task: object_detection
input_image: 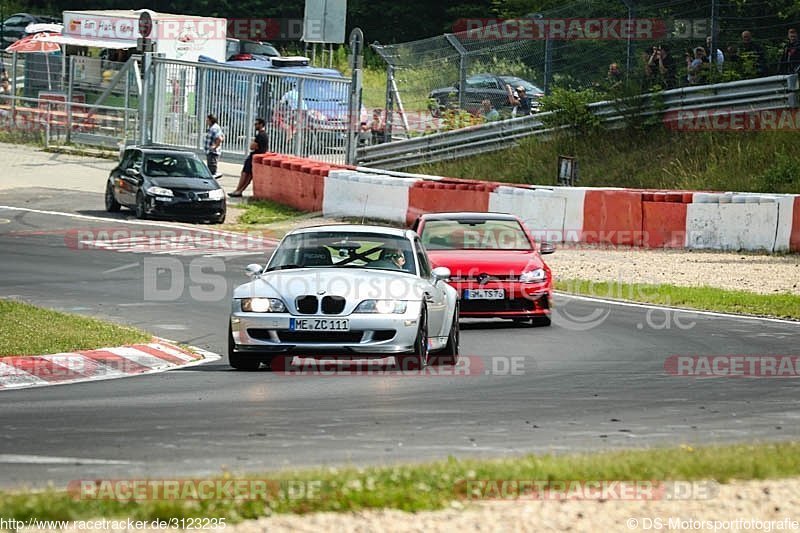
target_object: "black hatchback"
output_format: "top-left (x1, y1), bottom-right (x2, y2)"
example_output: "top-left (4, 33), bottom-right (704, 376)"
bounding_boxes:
top-left (106, 147), bottom-right (226, 224)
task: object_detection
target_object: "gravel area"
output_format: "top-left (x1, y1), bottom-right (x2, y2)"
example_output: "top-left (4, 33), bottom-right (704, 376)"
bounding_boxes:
top-left (203, 478), bottom-right (800, 533)
top-left (547, 246), bottom-right (800, 295)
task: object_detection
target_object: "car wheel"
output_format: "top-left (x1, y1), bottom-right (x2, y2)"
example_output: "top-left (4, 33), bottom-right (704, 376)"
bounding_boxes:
top-left (134, 191), bottom-right (147, 219)
top-left (432, 305), bottom-right (459, 366)
top-left (105, 181), bottom-right (121, 212)
top-left (228, 324), bottom-right (261, 370)
top-left (398, 306), bottom-right (428, 371)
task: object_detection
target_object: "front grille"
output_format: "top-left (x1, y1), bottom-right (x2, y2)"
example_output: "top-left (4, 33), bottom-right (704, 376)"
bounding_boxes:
top-left (461, 298), bottom-right (535, 313)
top-left (296, 295), bottom-right (318, 314)
top-left (321, 295), bottom-right (345, 314)
top-left (277, 331), bottom-right (364, 343)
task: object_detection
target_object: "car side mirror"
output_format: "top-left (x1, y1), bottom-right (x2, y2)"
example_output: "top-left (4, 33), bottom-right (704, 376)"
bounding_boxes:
top-left (125, 168), bottom-right (140, 178)
top-left (245, 263), bottom-right (264, 278)
top-left (539, 241), bottom-right (556, 255)
top-left (432, 266), bottom-right (451, 282)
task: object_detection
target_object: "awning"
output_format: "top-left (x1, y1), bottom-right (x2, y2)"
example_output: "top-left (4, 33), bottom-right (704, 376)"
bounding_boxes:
top-left (38, 34), bottom-right (135, 49)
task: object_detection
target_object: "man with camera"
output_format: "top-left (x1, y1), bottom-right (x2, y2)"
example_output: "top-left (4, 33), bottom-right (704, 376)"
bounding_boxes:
top-left (646, 44), bottom-right (677, 89)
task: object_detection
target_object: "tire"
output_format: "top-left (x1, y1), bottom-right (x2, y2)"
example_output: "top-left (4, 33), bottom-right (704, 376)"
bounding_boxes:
top-left (397, 306), bottom-right (428, 371)
top-left (134, 191), bottom-right (147, 220)
top-left (228, 324), bottom-right (262, 371)
top-left (105, 181), bottom-right (121, 212)
top-left (432, 305), bottom-right (459, 366)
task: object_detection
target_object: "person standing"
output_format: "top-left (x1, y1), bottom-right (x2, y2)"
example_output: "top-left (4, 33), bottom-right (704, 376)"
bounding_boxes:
top-left (779, 28), bottom-right (800, 74)
top-left (229, 118), bottom-right (268, 197)
top-left (740, 31), bottom-right (768, 77)
top-left (204, 114), bottom-right (224, 178)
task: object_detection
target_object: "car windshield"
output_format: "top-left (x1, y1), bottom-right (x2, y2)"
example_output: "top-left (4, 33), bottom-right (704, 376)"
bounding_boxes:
top-left (500, 76), bottom-right (543, 95)
top-left (239, 41), bottom-right (280, 57)
top-left (143, 154), bottom-right (211, 178)
top-left (420, 219), bottom-right (533, 251)
top-left (267, 231), bottom-right (416, 274)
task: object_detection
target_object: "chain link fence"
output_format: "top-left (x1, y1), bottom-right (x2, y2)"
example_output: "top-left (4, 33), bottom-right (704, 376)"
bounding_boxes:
top-left (372, 0), bottom-right (800, 138)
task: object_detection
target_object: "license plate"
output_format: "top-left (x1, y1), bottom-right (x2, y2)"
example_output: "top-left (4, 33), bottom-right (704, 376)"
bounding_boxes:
top-left (289, 318), bottom-right (350, 331)
top-left (464, 289), bottom-right (505, 300)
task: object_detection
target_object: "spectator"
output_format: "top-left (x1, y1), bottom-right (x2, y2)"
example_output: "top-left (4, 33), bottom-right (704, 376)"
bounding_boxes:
top-left (740, 31), bottom-right (768, 77)
top-left (278, 85), bottom-right (308, 144)
top-left (507, 84), bottom-right (533, 116)
top-left (480, 99), bottom-right (500, 121)
top-left (204, 114), bottom-right (224, 178)
top-left (229, 118), bottom-right (268, 198)
top-left (607, 62), bottom-right (623, 89)
top-left (370, 108), bottom-right (385, 144)
top-left (778, 28), bottom-right (800, 74)
top-left (646, 44), bottom-right (677, 89)
top-left (706, 36), bottom-right (725, 71)
top-left (0, 74), bottom-right (10, 95)
top-left (686, 47), bottom-right (709, 85)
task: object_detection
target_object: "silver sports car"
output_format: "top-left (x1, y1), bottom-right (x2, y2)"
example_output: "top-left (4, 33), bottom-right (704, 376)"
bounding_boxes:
top-left (228, 225), bottom-right (460, 370)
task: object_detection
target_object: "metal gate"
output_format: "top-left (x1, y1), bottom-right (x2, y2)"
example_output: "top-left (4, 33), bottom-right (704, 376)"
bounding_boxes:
top-left (146, 56), bottom-right (358, 165)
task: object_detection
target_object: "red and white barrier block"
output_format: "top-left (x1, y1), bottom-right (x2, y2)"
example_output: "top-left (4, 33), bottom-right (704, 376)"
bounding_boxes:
top-left (0, 341), bottom-right (218, 390)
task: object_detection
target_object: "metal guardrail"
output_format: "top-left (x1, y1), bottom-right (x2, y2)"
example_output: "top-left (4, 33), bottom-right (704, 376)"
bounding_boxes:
top-left (358, 75), bottom-right (799, 170)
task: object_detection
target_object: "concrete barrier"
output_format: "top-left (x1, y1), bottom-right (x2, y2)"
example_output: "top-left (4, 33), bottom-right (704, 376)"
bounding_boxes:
top-left (642, 192), bottom-right (690, 248)
top-left (582, 189), bottom-right (643, 246)
top-left (686, 195), bottom-right (781, 251)
top-left (323, 170), bottom-right (418, 224)
top-left (406, 179), bottom-right (498, 226)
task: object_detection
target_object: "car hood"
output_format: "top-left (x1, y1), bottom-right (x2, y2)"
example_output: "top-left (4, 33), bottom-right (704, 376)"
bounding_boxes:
top-left (427, 249), bottom-right (544, 276)
top-left (148, 177), bottom-right (220, 191)
top-left (234, 268), bottom-right (428, 312)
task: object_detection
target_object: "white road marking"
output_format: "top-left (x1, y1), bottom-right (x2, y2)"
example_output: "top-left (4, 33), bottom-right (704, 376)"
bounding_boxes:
top-left (105, 347), bottom-right (174, 369)
top-left (556, 292), bottom-right (800, 326)
top-left (0, 454), bottom-right (133, 465)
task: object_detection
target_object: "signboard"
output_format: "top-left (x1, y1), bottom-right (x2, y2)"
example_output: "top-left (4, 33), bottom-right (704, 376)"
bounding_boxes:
top-left (63, 12), bottom-right (137, 42)
top-left (302, 0), bottom-right (347, 43)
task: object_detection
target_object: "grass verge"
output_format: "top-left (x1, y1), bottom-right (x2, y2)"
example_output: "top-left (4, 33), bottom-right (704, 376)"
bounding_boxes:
top-left (412, 127), bottom-right (800, 194)
top-left (556, 279), bottom-right (800, 320)
top-left (1, 442), bottom-right (799, 521)
top-left (235, 199), bottom-right (303, 225)
top-left (0, 300), bottom-right (150, 357)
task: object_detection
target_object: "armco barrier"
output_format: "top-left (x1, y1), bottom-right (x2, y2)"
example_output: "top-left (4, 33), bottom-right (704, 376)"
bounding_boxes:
top-left (406, 179), bottom-right (498, 226)
top-left (641, 192), bottom-right (692, 248)
top-left (686, 193), bottom-right (781, 251)
top-left (323, 170), bottom-right (419, 224)
top-left (582, 190), bottom-right (644, 246)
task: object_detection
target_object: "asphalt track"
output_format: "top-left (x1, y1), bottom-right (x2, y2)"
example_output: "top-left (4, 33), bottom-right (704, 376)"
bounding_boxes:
top-left (0, 187), bottom-right (799, 490)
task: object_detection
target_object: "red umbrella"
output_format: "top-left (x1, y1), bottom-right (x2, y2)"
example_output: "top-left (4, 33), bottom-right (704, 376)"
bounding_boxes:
top-left (5, 32), bottom-right (62, 90)
top-left (5, 32), bottom-right (62, 53)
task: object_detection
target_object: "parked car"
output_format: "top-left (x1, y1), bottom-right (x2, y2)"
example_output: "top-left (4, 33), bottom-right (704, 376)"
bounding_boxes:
top-left (105, 147), bottom-right (226, 224)
top-left (225, 38), bottom-right (280, 60)
top-left (1, 13), bottom-right (60, 45)
top-left (413, 212), bottom-right (554, 325)
top-left (428, 73), bottom-right (544, 117)
top-left (228, 224), bottom-right (460, 370)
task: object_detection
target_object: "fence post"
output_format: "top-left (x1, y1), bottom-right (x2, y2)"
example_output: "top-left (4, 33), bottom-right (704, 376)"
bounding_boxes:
top-left (293, 77), bottom-right (305, 156)
top-left (139, 52), bottom-right (151, 145)
top-left (346, 27), bottom-right (364, 166)
top-left (66, 56), bottom-right (74, 144)
top-left (445, 34), bottom-right (468, 109)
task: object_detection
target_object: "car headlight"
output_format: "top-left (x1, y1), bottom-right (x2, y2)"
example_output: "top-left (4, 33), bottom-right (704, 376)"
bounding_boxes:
top-left (146, 186), bottom-right (173, 197)
top-left (519, 269), bottom-right (547, 283)
top-left (240, 298), bottom-right (286, 313)
top-left (354, 300), bottom-right (407, 314)
top-left (207, 189), bottom-right (224, 200)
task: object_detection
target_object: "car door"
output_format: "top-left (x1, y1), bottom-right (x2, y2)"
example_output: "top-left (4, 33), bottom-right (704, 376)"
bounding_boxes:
top-left (118, 149), bottom-right (144, 205)
top-left (2, 15), bottom-right (30, 43)
top-left (414, 238), bottom-right (447, 338)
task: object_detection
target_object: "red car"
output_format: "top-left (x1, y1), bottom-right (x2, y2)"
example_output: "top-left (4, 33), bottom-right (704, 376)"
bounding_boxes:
top-left (412, 212), bottom-right (554, 325)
